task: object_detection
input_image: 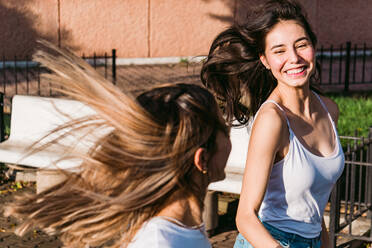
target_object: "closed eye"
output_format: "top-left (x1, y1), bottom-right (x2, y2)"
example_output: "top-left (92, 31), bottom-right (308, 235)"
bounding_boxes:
top-left (296, 43), bottom-right (308, 49)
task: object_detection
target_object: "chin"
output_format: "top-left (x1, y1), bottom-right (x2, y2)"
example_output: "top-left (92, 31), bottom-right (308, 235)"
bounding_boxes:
top-left (284, 79), bottom-right (310, 88)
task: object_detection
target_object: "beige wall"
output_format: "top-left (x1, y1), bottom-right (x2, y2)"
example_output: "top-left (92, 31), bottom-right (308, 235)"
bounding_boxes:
top-left (0, 0), bottom-right (371, 59)
top-left (0, 0), bottom-right (58, 59)
top-left (149, 0), bottom-right (232, 57)
top-left (315, 0), bottom-right (372, 46)
top-left (60, 0), bottom-right (149, 57)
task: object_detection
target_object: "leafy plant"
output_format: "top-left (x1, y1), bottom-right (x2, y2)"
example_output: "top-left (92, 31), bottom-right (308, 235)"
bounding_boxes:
top-left (327, 92), bottom-right (372, 138)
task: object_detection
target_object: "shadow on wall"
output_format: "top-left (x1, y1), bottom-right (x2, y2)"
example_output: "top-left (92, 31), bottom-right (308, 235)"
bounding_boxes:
top-left (0, 1), bottom-right (76, 60)
top-left (201, 0), bottom-right (262, 25)
top-left (202, 0), bottom-right (235, 23)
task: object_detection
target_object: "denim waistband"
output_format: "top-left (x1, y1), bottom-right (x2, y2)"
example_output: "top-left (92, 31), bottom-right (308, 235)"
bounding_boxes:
top-left (262, 222), bottom-right (321, 244)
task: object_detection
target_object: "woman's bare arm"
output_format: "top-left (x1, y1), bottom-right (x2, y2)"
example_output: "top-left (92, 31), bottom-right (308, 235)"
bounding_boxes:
top-left (319, 95), bottom-right (339, 248)
top-left (235, 105), bottom-right (287, 248)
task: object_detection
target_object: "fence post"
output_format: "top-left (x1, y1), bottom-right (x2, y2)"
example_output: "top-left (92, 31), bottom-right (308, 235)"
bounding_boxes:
top-left (329, 180), bottom-right (341, 248)
top-left (0, 92), bottom-right (4, 142)
top-left (3, 55), bottom-right (6, 95)
top-left (112, 49), bottom-right (116, 85)
top-left (367, 127), bottom-right (372, 219)
top-left (344, 42), bottom-right (351, 92)
top-left (14, 55), bottom-right (18, 94)
top-left (0, 92), bottom-right (3, 172)
top-left (37, 63), bottom-right (41, 96)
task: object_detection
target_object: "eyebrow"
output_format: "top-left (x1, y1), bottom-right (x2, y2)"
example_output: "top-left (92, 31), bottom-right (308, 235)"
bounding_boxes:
top-left (270, 37), bottom-right (310, 50)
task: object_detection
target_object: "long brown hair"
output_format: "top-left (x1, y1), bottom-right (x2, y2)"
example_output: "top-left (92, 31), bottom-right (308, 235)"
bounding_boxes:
top-left (201, 0), bottom-right (321, 125)
top-left (4, 42), bottom-right (228, 248)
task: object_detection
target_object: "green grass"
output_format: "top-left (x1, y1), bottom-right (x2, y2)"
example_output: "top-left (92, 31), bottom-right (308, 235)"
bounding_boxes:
top-left (327, 92), bottom-right (372, 138)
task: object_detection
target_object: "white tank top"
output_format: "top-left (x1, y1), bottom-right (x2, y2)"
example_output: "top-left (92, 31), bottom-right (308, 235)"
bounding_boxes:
top-left (257, 93), bottom-right (345, 238)
top-left (128, 217), bottom-right (211, 248)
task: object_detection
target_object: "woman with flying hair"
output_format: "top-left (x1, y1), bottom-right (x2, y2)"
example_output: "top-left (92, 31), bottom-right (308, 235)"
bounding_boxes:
top-left (201, 0), bottom-right (344, 247)
top-left (4, 43), bottom-right (232, 248)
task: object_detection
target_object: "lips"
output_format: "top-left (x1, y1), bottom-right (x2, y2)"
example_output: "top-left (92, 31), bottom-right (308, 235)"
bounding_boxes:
top-left (287, 66), bottom-right (305, 74)
top-left (286, 66), bottom-right (306, 75)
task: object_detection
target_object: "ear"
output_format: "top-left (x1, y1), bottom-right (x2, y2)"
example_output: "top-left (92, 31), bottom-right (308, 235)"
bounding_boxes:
top-left (259, 54), bottom-right (270, 70)
top-left (194, 148), bottom-right (208, 173)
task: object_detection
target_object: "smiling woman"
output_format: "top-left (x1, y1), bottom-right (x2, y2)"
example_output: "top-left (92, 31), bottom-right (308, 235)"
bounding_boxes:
top-left (259, 20), bottom-right (316, 89)
top-left (201, 0), bottom-right (345, 248)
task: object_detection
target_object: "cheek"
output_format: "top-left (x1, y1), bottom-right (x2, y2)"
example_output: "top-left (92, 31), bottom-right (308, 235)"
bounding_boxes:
top-left (301, 48), bottom-right (315, 62)
top-left (267, 56), bottom-right (286, 71)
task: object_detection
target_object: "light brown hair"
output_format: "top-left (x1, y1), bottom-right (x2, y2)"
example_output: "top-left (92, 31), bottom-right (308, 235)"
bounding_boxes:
top-left (4, 42), bottom-right (228, 248)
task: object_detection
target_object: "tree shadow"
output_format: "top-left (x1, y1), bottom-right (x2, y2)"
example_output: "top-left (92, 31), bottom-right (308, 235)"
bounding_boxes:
top-left (0, 1), bottom-right (77, 60)
top-left (201, 0), bottom-right (235, 24)
top-left (201, 0), bottom-right (262, 25)
top-left (203, 0), bottom-right (317, 30)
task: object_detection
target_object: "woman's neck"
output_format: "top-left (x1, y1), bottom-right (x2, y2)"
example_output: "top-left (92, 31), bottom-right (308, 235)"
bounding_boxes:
top-left (272, 84), bottom-right (314, 118)
top-left (156, 191), bottom-right (204, 228)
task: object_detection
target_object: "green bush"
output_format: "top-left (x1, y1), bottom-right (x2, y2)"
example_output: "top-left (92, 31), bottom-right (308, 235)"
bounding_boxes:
top-left (327, 92), bottom-right (372, 138)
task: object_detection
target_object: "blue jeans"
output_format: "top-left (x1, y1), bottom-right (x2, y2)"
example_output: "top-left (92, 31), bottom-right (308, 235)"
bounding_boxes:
top-left (234, 222), bottom-right (321, 248)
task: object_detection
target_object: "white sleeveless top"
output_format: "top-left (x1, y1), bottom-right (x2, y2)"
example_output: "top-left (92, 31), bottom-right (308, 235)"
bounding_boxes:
top-left (257, 93), bottom-right (345, 238)
top-left (128, 217), bottom-right (211, 248)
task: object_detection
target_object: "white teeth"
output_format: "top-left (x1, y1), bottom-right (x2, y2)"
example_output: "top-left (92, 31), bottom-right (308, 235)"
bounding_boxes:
top-left (287, 67), bottom-right (305, 74)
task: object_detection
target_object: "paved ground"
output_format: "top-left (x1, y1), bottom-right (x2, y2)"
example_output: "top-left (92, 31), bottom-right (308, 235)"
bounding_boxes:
top-left (210, 230), bottom-right (238, 248)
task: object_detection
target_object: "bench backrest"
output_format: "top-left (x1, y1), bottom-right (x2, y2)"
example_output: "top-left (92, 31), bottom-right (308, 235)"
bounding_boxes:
top-left (225, 124), bottom-right (251, 172)
top-left (207, 122), bottom-right (251, 194)
top-left (6, 95), bottom-right (251, 175)
top-left (0, 95), bottom-right (112, 170)
top-left (9, 95), bottom-right (98, 145)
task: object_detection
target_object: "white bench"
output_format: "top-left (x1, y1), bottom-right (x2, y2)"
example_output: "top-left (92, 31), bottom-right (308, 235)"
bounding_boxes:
top-left (208, 124), bottom-right (250, 194)
top-left (202, 124), bottom-right (250, 235)
top-left (0, 95), bottom-right (110, 192)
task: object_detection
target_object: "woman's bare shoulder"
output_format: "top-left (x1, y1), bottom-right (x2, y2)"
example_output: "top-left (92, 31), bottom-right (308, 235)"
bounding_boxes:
top-left (252, 102), bottom-right (288, 136)
top-left (318, 95), bottom-right (340, 123)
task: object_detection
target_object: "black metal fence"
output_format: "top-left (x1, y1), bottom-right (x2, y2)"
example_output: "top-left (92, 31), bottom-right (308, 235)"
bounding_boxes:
top-left (82, 49), bottom-right (117, 84)
top-left (317, 42), bottom-right (372, 91)
top-left (1, 42), bottom-right (372, 102)
top-left (329, 128), bottom-right (372, 247)
top-left (0, 49), bottom-right (116, 107)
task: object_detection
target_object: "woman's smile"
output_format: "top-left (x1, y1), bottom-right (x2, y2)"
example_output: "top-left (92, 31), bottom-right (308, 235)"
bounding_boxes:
top-left (260, 20), bottom-right (315, 88)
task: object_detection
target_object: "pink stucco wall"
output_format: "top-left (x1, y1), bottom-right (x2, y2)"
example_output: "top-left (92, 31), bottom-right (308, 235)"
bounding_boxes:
top-left (315, 0), bottom-right (372, 46)
top-left (0, 0), bottom-right (372, 59)
top-left (149, 0), bottom-right (233, 57)
top-left (58, 0), bottom-right (233, 58)
top-left (60, 0), bottom-right (149, 57)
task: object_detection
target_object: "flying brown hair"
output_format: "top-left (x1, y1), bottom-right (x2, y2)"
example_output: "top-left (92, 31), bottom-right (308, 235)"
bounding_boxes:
top-left (4, 42), bottom-right (228, 248)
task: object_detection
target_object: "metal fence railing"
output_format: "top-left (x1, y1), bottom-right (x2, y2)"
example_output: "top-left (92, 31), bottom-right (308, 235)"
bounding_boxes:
top-left (0, 49), bottom-right (117, 108)
top-left (317, 42), bottom-right (372, 91)
top-left (329, 128), bottom-right (372, 247)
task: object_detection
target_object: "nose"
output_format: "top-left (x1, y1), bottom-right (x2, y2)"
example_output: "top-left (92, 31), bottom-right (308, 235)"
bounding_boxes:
top-left (288, 48), bottom-right (300, 63)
